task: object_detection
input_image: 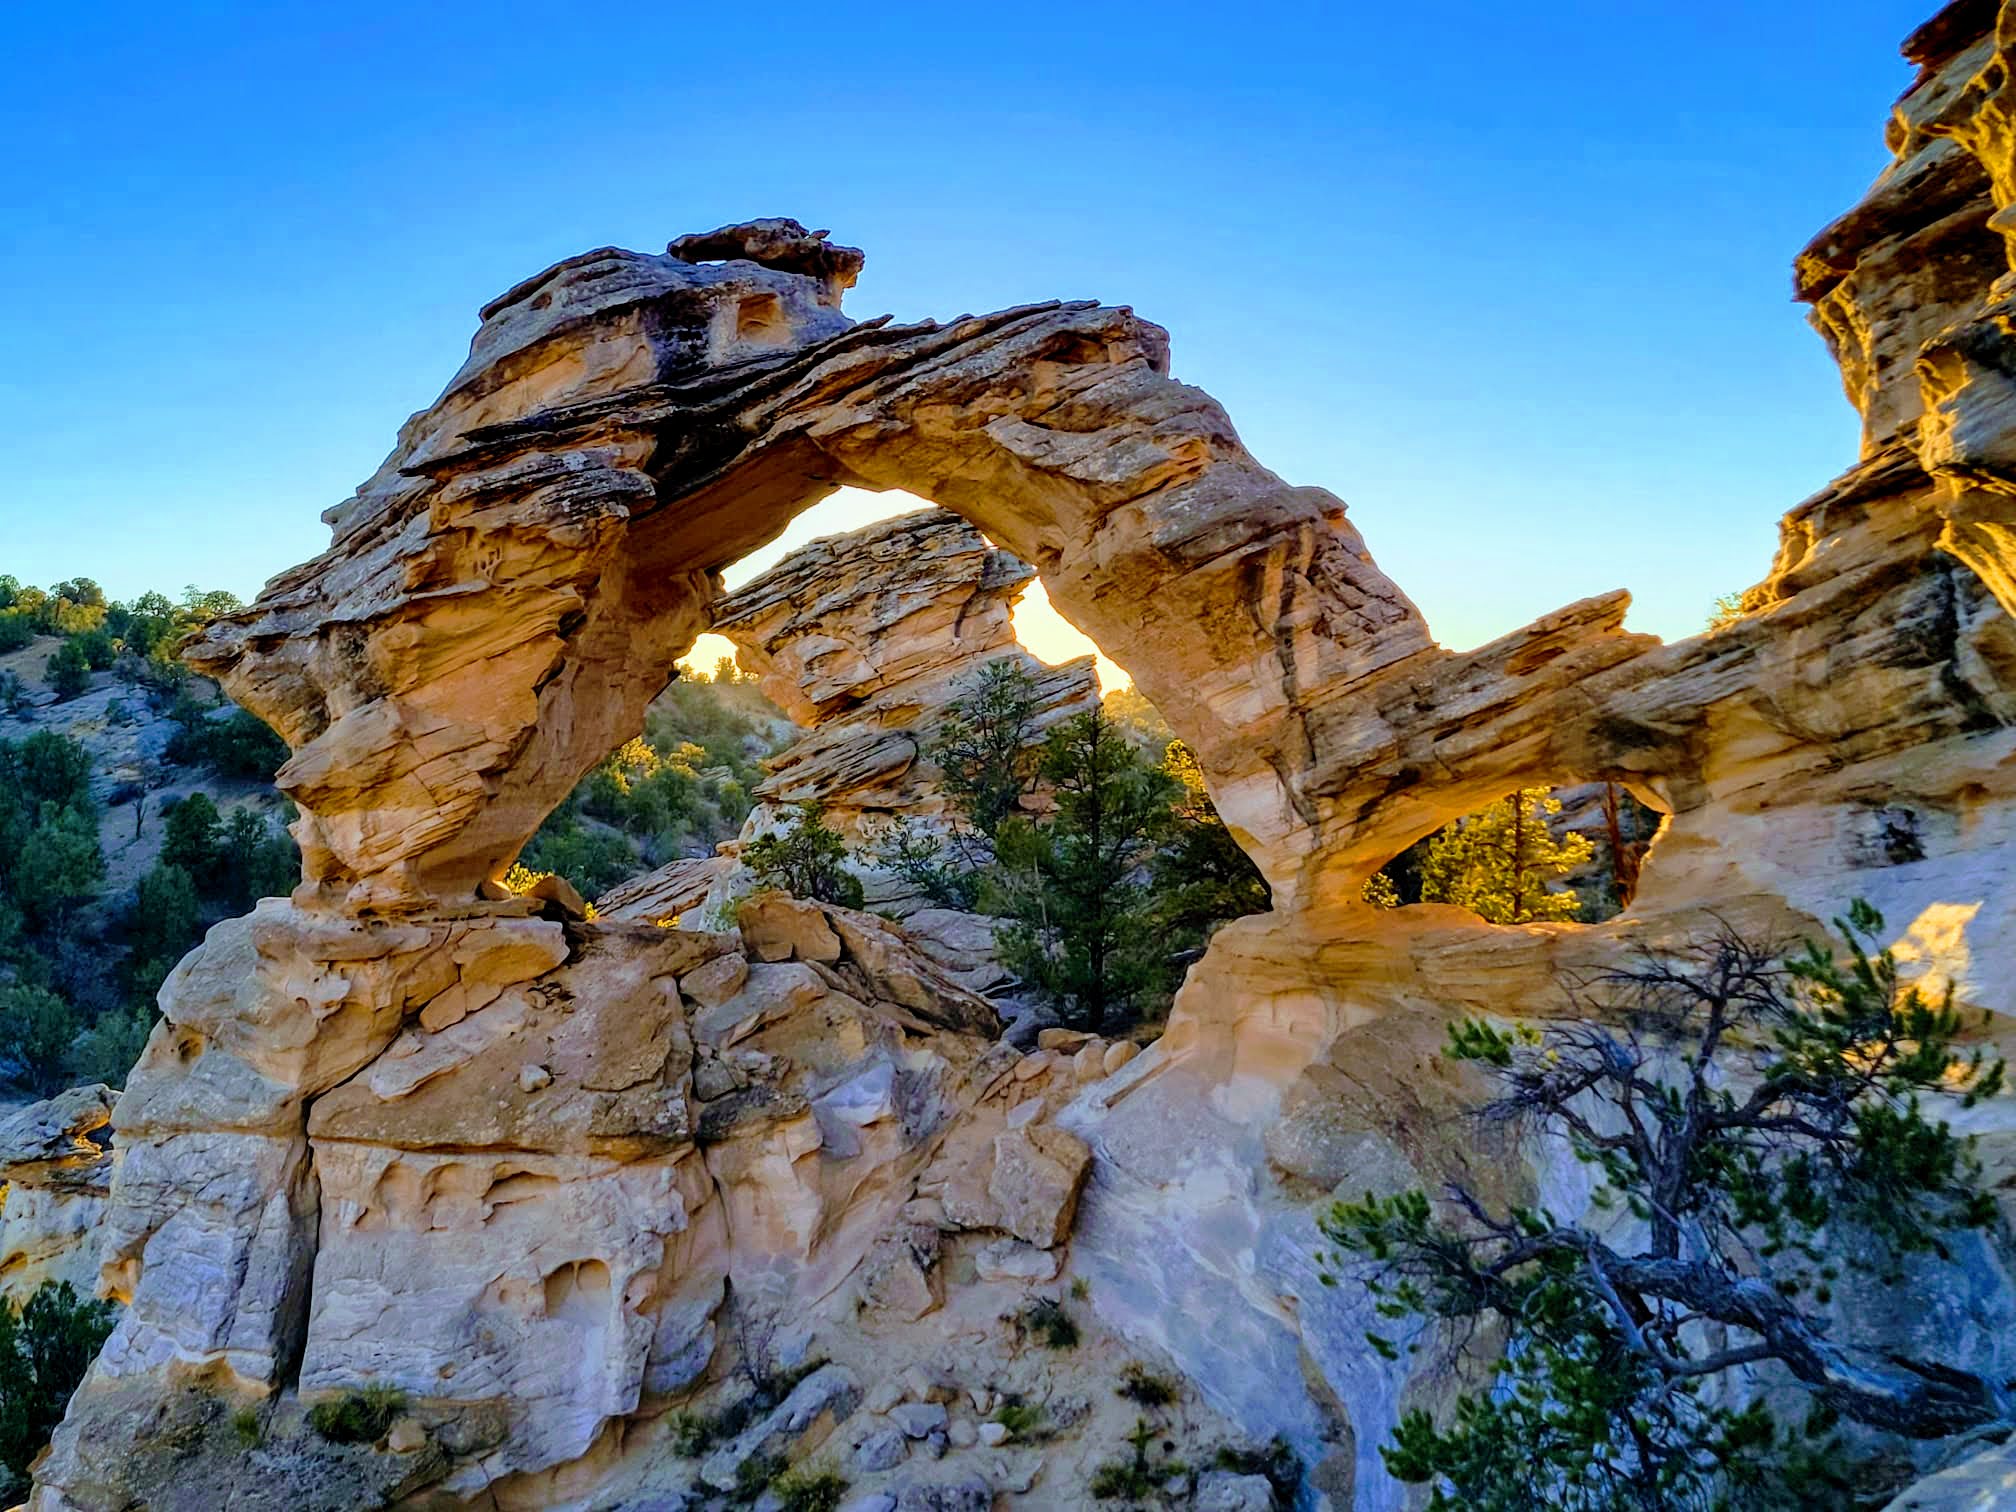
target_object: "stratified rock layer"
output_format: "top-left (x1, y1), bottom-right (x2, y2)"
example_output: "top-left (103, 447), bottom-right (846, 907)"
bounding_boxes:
top-left (35, 16), bottom-right (2016, 1501)
top-left (0, 1086), bottom-right (117, 1304)
top-left (713, 508), bottom-right (1097, 845)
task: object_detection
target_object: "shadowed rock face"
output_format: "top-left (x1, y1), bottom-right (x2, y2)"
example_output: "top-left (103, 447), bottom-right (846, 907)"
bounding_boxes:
top-left (36, 11), bottom-right (2016, 1504)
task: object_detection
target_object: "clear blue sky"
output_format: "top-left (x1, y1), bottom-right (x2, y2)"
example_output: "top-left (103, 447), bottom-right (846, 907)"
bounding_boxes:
top-left (0, 0), bottom-right (1937, 653)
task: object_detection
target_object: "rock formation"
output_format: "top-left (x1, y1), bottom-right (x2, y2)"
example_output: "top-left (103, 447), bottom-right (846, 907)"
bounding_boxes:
top-left (0, 1086), bottom-right (117, 1304)
top-left (601, 507), bottom-right (1099, 923)
top-left (31, 6), bottom-right (2016, 1500)
top-left (712, 509), bottom-right (1097, 855)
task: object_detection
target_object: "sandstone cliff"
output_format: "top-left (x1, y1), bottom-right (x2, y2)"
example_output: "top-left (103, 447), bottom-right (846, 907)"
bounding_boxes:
top-left (29, 7), bottom-right (2016, 1501)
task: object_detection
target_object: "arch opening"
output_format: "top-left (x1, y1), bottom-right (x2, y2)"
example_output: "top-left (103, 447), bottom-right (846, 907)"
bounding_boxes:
top-left (1361, 781), bottom-right (1668, 926)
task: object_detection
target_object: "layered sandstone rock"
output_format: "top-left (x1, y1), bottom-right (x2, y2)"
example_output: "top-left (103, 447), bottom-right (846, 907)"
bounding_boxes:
top-left (36, 9), bottom-right (2016, 1503)
top-left (0, 1086), bottom-right (117, 1304)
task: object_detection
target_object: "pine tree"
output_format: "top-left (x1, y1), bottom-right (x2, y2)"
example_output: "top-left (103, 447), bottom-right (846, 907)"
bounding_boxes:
top-left (0, 986), bottom-right (78, 1095)
top-left (990, 707), bottom-right (1178, 1031)
top-left (1322, 905), bottom-right (2008, 1510)
top-left (1418, 788), bottom-right (1592, 924)
top-left (930, 659), bottom-right (1044, 840)
top-left (42, 641), bottom-right (88, 701)
top-left (159, 792), bottom-right (220, 877)
top-left (0, 1281), bottom-right (117, 1499)
top-left (1148, 740), bottom-right (1269, 945)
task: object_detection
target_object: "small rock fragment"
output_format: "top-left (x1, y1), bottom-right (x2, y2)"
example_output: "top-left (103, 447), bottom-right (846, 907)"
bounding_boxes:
top-left (889, 1401), bottom-right (949, 1439)
top-left (855, 1426), bottom-right (908, 1472)
top-left (385, 1416), bottom-right (428, 1453)
top-left (974, 1238), bottom-right (1060, 1283)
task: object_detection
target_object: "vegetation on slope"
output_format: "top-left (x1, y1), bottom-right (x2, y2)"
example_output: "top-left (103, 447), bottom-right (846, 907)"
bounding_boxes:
top-left (1322, 904), bottom-right (2007, 1510)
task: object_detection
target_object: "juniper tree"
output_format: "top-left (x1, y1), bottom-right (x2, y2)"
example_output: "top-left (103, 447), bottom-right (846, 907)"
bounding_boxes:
top-left (744, 802), bottom-right (864, 908)
top-left (1321, 903), bottom-right (2009, 1511)
top-left (876, 658), bottom-right (1046, 909)
top-left (0, 1281), bottom-right (117, 1498)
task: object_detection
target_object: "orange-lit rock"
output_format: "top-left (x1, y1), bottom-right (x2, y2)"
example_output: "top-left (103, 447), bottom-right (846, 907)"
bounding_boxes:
top-left (37, 15), bottom-right (2016, 1498)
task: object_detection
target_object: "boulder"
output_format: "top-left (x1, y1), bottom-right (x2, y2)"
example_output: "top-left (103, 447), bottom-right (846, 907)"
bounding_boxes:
top-left (987, 1124), bottom-right (1092, 1248)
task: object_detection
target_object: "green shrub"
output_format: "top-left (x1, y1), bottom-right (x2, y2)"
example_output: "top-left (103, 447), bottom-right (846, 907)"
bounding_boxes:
top-left (0, 984), bottom-right (79, 1094)
top-left (772, 1465), bottom-right (849, 1512)
top-left (743, 803), bottom-right (864, 908)
top-left (1090, 1419), bottom-right (1182, 1502)
top-left (1214, 1437), bottom-right (1303, 1507)
top-left (517, 811), bottom-right (639, 898)
top-left (231, 1407), bottom-right (264, 1448)
top-left (1117, 1364), bottom-right (1178, 1407)
top-left (667, 1409), bottom-right (719, 1457)
top-left (306, 1383), bottom-right (407, 1444)
top-left (162, 703), bottom-right (288, 782)
top-left (161, 792), bottom-right (220, 874)
top-left (72, 1004), bottom-right (157, 1088)
top-left (991, 1399), bottom-right (1044, 1439)
top-left (733, 1450), bottom-right (784, 1502)
top-left (0, 1280), bottom-right (118, 1498)
top-left (74, 630), bottom-right (115, 671)
top-left (43, 640), bottom-right (89, 700)
top-left (1020, 1297), bottom-right (1079, 1350)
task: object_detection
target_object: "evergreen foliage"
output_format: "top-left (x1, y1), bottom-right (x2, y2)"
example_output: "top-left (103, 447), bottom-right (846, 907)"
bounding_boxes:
top-left (43, 640), bottom-right (90, 703)
top-left (512, 663), bottom-right (786, 898)
top-left (1417, 787), bottom-right (1593, 924)
top-left (1319, 904), bottom-right (2008, 1510)
top-left (0, 1281), bottom-right (117, 1500)
top-left (124, 863), bottom-right (201, 1009)
top-left (0, 985), bottom-right (80, 1094)
top-left (306, 1384), bottom-right (407, 1444)
top-left (932, 658), bottom-right (1046, 838)
top-left (160, 792), bottom-right (220, 875)
top-left (0, 733), bottom-right (103, 936)
top-left (163, 702), bottom-right (289, 782)
top-left (990, 706), bottom-right (1180, 1031)
top-left (1147, 740), bottom-right (1270, 948)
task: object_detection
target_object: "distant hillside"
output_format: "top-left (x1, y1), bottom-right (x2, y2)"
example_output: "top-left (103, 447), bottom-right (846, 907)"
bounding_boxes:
top-left (0, 576), bottom-right (795, 1100)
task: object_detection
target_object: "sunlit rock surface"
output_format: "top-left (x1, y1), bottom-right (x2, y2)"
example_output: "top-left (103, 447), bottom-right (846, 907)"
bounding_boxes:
top-left (0, 1086), bottom-right (117, 1304)
top-left (36, 11), bottom-right (2016, 1498)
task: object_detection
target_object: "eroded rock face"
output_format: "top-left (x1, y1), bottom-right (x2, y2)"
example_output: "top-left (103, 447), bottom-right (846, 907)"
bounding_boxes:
top-left (0, 1086), bottom-right (117, 1304)
top-left (37, 11), bottom-right (2016, 1504)
top-left (37, 896), bottom-right (1005, 1507)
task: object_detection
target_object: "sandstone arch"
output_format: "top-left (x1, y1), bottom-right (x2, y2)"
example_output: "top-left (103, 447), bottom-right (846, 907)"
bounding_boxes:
top-left (39, 8), bottom-right (2016, 1503)
top-left (184, 219), bottom-right (1698, 925)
